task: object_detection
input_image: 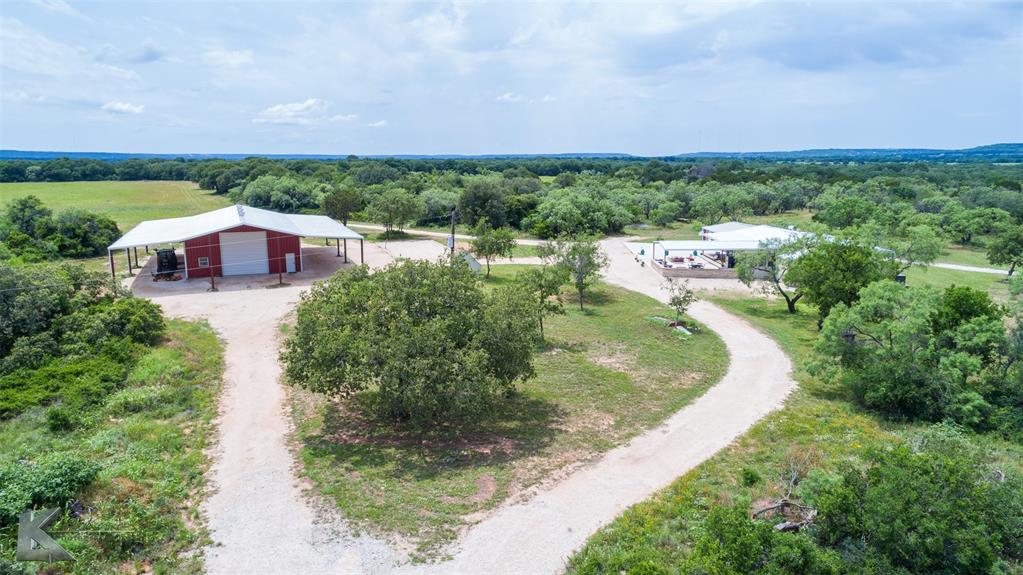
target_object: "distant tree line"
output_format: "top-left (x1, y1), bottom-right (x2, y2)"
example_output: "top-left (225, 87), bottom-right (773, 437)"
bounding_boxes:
top-left (2, 156), bottom-right (1020, 258)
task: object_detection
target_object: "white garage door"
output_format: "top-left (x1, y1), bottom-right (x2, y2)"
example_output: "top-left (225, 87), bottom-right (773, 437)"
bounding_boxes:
top-left (220, 231), bottom-right (269, 276)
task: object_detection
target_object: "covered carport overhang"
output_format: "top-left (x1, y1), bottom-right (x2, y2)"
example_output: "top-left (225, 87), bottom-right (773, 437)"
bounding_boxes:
top-left (106, 206), bottom-right (365, 279)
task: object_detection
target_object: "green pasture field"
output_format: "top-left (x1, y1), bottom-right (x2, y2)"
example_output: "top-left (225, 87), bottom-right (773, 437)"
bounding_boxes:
top-left (0, 181), bottom-right (231, 230)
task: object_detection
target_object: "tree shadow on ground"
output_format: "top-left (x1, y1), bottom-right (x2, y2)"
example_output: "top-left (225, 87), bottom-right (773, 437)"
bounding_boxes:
top-left (302, 390), bottom-right (566, 482)
top-left (561, 286), bottom-right (617, 313)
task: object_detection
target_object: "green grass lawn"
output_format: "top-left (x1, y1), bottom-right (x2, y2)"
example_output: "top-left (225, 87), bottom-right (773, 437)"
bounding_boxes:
top-left (625, 222), bottom-right (701, 241)
top-left (906, 263), bottom-right (1011, 300)
top-left (0, 320), bottom-right (224, 574)
top-left (937, 242), bottom-right (1006, 270)
top-left (0, 181), bottom-right (231, 230)
top-left (288, 265), bottom-right (728, 556)
top-left (568, 293), bottom-right (1023, 573)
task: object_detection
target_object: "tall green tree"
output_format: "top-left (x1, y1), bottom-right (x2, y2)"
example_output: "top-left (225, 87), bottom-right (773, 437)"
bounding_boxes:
top-left (281, 260), bottom-right (537, 431)
top-left (365, 187), bottom-right (423, 233)
top-left (987, 224), bottom-right (1023, 276)
top-left (734, 238), bottom-right (806, 313)
top-left (3, 195), bottom-right (53, 237)
top-left (515, 264), bottom-right (569, 337)
top-left (814, 281), bottom-right (1011, 428)
top-left (539, 237), bottom-right (608, 311)
top-left (785, 239), bottom-right (897, 325)
top-left (469, 219), bottom-right (516, 277)
top-left (321, 184), bottom-right (363, 225)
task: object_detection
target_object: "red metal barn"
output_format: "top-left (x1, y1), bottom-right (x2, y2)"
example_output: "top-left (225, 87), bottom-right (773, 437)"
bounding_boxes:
top-left (107, 205), bottom-right (364, 278)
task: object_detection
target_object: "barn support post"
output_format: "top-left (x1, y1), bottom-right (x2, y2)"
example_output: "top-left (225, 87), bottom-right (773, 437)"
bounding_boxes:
top-left (126, 248), bottom-right (133, 276)
top-left (108, 250), bottom-right (115, 279)
top-left (343, 238), bottom-right (348, 263)
top-left (336, 238), bottom-right (341, 257)
top-left (360, 239), bottom-right (364, 263)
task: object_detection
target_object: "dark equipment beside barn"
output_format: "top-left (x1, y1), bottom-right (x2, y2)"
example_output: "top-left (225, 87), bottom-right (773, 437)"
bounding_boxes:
top-left (156, 248), bottom-right (179, 275)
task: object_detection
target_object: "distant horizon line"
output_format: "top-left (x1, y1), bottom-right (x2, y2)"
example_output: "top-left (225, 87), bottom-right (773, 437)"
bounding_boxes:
top-left (1, 142), bottom-right (1020, 161)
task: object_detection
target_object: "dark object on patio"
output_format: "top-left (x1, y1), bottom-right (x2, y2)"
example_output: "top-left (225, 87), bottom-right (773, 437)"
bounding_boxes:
top-left (156, 248), bottom-right (179, 274)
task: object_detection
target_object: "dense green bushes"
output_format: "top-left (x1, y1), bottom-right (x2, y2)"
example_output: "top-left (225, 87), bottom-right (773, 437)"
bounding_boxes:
top-left (0, 263), bottom-right (164, 418)
top-left (808, 428), bottom-right (1023, 574)
top-left (0, 196), bottom-right (120, 261)
top-left (571, 425), bottom-right (1023, 575)
top-left (0, 454), bottom-right (100, 526)
top-left (282, 259), bottom-right (538, 431)
top-left (230, 174), bottom-right (321, 213)
top-left (0, 319), bottom-right (224, 572)
top-left (815, 282), bottom-right (1021, 437)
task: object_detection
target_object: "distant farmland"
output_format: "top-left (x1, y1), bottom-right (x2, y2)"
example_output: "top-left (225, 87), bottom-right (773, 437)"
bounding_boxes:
top-left (0, 180), bottom-right (230, 229)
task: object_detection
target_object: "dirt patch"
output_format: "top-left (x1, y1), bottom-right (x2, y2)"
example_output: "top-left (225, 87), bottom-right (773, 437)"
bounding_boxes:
top-left (470, 475), bottom-right (497, 503)
top-left (554, 412), bottom-right (616, 434)
top-left (586, 343), bottom-right (636, 373)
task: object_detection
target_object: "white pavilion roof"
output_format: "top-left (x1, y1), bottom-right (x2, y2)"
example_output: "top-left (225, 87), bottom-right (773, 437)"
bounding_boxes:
top-left (108, 204), bottom-right (363, 250)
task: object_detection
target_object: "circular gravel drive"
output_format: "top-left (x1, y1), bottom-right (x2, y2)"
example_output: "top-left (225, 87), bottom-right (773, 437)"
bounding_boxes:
top-left (408, 239), bottom-right (796, 574)
top-left (133, 239), bottom-right (795, 574)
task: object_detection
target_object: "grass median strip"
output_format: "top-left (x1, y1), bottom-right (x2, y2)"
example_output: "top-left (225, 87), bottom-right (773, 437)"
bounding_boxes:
top-left (287, 265), bottom-right (728, 556)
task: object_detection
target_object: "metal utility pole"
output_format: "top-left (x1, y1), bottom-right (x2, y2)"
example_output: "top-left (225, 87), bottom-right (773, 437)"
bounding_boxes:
top-left (448, 207), bottom-right (457, 255)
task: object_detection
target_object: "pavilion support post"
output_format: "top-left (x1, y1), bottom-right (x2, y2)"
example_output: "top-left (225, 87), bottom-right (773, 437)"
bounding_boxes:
top-left (325, 238), bottom-right (329, 246)
top-left (336, 238), bottom-right (341, 257)
top-left (360, 239), bottom-right (364, 263)
top-left (108, 250), bottom-right (115, 279)
top-left (343, 239), bottom-right (348, 263)
top-left (145, 245), bottom-right (150, 254)
top-left (133, 247), bottom-right (139, 268)
top-left (126, 248), bottom-right (133, 276)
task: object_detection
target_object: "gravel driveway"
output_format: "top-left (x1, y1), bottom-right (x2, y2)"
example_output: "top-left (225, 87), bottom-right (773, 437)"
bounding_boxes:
top-left (406, 239), bottom-right (796, 574)
top-left (134, 246), bottom-right (400, 574)
top-left (134, 240), bottom-right (794, 574)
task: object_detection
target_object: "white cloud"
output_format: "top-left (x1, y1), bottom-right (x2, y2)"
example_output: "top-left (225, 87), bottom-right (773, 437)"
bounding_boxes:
top-left (496, 92), bottom-right (524, 103)
top-left (252, 98), bottom-right (357, 126)
top-left (204, 48), bottom-right (254, 68)
top-left (30, 0), bottom-right (83, 18)
top-left (101, 101), bottom-right (144, 114)
top-left (367, 120), bottom-right (387, 128)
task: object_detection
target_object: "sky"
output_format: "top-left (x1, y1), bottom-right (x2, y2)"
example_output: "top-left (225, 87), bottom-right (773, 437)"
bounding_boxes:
top-left (0, 0), bottom-right (1020, 156)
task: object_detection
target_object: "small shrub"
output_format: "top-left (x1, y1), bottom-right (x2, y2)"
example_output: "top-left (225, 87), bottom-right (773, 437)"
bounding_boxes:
top-left (739, 467), bottom-right (762, 487)
top-left (45, 405), bottom-right (77, 433)
top-left (0, 453), bottom-right (99, 527)
top-left (105, 386), bottom-right (167, 415)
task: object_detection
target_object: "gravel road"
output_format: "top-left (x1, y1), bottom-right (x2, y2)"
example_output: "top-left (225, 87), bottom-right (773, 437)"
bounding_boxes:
top-left (133, 239), bottom-right (795, 574)
top-left (133, 246), bottom-right (401, 574)
top-left (406, 239), bottom-right (796, 574)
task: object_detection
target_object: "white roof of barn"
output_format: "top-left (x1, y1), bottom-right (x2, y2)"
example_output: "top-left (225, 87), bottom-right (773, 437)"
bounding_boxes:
top-left (653, 240), bottom-right (763, 252)
top-left (108, 205), bottom-right (363, 250)
top-left (701, 221), bottom-right (755, 233)
top-left (706, 224), bottom-right (808, 243)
